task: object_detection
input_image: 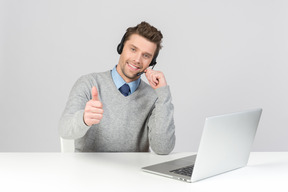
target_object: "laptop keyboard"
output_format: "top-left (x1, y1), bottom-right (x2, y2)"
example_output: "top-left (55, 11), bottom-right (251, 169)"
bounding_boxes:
top-left (170, 165), bottom-right (194, 177)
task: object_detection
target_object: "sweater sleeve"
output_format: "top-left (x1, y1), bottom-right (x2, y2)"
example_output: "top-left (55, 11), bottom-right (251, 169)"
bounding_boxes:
top-left (147, 86), bottom-right (176, 155)
top-left (58, 75), bottom-right (93, 139)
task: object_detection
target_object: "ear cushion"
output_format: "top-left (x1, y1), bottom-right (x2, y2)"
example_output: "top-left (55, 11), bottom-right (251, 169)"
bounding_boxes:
top-left (150, 58), bottom-right (157, 66)
top-left (150, 51), bottom-right (158, 66)
top-left (117, 34), bottom-right (126, 54)
top-left (117, 43), bottom-right (122, 54)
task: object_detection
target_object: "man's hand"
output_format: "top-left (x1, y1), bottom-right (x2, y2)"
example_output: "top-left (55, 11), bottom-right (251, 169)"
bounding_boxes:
top-left (83, 86), bottom-right (104, 126)
top-left (145, 68), bottom-right (167, 89)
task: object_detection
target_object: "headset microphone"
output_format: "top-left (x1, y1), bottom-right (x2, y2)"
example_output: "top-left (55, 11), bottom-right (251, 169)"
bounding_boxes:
top-left (137, 64), bottom-right (156, 76)
top-left (137, 72), bottom-right (144, 76)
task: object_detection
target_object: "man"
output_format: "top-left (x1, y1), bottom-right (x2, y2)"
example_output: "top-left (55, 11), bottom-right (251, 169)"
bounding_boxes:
top-left (59, 21), bottom-right (175, 154)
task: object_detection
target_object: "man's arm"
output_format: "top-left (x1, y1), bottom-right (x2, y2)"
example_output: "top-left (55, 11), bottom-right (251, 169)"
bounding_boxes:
top-left (58, 76), bottom-right (103, 139)
top-left (145, 69), bottom-right (176, 155)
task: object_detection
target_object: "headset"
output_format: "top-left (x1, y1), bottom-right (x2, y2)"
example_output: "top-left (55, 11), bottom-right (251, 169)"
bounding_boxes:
top-left (117, 33), bottom-right (158, 76)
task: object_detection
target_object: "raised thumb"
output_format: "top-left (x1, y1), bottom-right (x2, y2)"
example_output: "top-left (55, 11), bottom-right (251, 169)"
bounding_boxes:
top-left (91, 86), bottom-right (99, 101)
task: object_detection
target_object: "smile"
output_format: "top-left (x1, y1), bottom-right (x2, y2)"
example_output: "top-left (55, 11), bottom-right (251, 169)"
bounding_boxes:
top-left (127, 62), bottom-right (140, 71)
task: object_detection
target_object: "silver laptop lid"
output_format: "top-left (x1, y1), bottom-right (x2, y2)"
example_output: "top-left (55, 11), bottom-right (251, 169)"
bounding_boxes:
top-left (191, 108), bottom-right (262, 182)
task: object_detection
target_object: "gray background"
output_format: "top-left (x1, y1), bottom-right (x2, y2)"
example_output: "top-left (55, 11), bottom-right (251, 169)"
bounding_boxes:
top-left (0, 0), bottom-right (287, 152)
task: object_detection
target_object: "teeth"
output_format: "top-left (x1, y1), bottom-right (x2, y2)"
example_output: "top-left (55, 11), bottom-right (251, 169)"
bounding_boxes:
top-left (128, 63), bottom-right (138, 69)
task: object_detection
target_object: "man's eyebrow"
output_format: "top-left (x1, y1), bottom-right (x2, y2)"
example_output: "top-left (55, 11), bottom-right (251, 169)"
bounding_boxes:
top-left (129, 43), bottom-right (153, 57)
top-left (129, 44), bottom-right (137, 49)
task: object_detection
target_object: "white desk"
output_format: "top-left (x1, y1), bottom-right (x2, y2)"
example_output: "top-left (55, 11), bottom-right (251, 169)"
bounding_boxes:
top-left (0, 152), bottom-right (287, 192)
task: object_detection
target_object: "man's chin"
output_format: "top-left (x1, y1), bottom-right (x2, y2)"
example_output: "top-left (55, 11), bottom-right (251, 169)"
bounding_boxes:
top-left (123, 72), bottom-right (140, 81)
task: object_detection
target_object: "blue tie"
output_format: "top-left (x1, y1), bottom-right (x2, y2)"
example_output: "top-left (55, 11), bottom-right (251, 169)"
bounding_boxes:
top-left (119, 83), bottom-right (130, 96)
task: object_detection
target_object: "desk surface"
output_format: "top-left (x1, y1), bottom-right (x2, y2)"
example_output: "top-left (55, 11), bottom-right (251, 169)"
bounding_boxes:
top-left (0, 152), bottom-right (287, 192)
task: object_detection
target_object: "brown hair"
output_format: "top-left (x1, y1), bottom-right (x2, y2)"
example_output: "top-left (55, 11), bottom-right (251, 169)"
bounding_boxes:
top-left (124, 21), bottom-right (163, 57)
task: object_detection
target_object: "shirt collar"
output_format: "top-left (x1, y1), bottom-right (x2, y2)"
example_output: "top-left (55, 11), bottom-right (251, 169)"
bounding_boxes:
top-left (111, 66), bottom-right (141, 94)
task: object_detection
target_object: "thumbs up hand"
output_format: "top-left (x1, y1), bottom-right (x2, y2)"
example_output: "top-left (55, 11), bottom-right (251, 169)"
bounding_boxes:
top-left (83, 86), bottom-right (104, 126)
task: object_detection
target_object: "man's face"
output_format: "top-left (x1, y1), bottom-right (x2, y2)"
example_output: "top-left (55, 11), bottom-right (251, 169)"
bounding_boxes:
top-left (117, 34), bottom-right (157, 83)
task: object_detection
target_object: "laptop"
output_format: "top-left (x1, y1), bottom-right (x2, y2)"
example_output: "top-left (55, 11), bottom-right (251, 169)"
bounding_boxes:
top-left (142, 108), bottom-right (262, 182)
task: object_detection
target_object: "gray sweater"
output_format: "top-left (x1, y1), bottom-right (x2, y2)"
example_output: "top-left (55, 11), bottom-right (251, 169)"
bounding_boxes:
top-left (59, 71), bottom-right (175, 154)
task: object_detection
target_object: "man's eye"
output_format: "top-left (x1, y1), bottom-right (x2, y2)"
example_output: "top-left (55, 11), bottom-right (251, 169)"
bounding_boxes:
top-left (143, 54), bottom-right (150, 59)
top-left (131, 48), bottom-right (136, 52)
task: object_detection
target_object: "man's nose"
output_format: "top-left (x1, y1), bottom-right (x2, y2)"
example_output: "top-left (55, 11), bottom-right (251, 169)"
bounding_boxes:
top-left (133, 52), bottom-right (141, 63)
